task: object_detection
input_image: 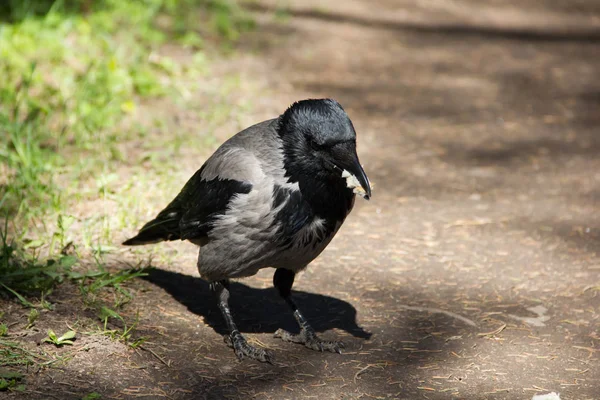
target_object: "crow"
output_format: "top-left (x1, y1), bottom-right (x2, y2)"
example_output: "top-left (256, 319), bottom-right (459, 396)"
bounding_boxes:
top-left (123, 99), bottom-right (371, 362)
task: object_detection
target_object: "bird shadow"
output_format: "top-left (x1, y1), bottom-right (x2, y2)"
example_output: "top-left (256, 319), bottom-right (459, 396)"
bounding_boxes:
top-left (141, 267), bottom-right (372, 339)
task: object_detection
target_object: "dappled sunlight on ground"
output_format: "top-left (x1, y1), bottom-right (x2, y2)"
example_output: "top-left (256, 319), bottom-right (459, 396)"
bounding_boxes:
top-left (2, 0), bottom-right (599, 398)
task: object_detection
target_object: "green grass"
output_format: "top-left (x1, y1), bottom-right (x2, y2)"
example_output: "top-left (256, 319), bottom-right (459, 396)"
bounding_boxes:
top-left (0, 0), bottom-right (253, 222)
top-left (0, 338), bottom-right (60, 367)
top-left (0, 227), bottom-right (150, 368)
top-left (0, 0), bottom-right (253, 286)
top-left (0, 221), bottom-right (77, 307)
top-left (0, 369), bottom-right (25, 392)
top-left (0, 1), bottom-right (256, 377)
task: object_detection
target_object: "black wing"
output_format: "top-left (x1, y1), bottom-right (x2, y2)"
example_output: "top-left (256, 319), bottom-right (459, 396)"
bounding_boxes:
top-left (123, 168), bottom-right (252, 245)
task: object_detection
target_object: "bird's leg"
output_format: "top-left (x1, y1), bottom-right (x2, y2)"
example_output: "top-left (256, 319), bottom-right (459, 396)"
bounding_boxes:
top-left (272, 268), bottom-right (344, 353)
top-left (210, 280), bottom-right (273, 363)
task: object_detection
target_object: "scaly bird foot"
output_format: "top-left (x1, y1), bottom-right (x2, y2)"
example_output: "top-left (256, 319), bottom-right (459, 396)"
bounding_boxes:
top-left (274, 327), bottom-right (344, 353)
top-left (224, 332), bottom-right (273, 363)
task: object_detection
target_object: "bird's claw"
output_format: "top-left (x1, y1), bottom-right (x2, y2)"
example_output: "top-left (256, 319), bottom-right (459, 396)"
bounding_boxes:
top-left (224, 333), bottom-right (273, 364)
top-left (274, 328), bottom-right (344, 354)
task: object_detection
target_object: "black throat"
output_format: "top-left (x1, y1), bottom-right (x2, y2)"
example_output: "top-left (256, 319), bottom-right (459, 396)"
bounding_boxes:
top-left (278, 126), bottom-right (355, 230)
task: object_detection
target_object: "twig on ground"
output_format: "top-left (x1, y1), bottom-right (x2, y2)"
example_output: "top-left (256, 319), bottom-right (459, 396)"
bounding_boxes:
top-left (139, 345), bottom-right (171, 367)
top-left (397, 305), bottom-right (477, 327)
top-left (478, 323), bottom-right (507, 337)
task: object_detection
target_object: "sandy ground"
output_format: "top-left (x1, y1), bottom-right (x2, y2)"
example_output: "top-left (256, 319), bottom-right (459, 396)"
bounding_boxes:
top-left (3, 0), bottom-right (600, 399)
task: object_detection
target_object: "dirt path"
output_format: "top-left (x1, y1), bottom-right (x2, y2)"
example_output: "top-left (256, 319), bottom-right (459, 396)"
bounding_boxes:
top-left (9, 1), bottom-right (600, 399)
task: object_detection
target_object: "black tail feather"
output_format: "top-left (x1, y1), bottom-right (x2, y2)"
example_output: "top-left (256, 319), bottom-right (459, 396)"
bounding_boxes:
top-left (122, 231), bottom-right (173, 246)
top-left (123, 209), bottom-right (181, 246)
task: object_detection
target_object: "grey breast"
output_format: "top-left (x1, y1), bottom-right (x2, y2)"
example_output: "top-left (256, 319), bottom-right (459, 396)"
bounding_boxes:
top-left (195, 119), bottom-right (339, 281)
top-left (195, 120), bottom-right (300, 280)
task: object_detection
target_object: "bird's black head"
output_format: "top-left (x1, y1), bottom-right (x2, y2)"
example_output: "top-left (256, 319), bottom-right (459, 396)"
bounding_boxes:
top-left (278, 99), bottom-right (371, 200)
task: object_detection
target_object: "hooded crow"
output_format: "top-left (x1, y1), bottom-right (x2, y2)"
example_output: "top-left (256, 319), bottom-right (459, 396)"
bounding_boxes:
top-left (123, 99), bottom-right (371, 362)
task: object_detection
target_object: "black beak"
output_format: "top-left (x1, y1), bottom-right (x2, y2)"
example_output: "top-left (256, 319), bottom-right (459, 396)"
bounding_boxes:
top-left (331, 142), bottom-right (372, 200)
